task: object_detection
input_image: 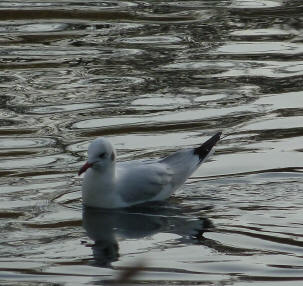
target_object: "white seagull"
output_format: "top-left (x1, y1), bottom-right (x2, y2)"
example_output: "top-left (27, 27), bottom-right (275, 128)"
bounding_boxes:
top-left (79, 132), bottom-right (221, 208)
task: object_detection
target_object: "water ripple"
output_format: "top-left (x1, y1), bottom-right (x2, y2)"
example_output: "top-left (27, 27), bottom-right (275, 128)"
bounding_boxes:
top-left (0, 0), bottom-right (303, 285)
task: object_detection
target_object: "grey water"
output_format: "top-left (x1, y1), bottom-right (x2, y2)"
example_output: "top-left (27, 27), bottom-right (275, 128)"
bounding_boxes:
top-left (0, 0), bottom-right (303, 285)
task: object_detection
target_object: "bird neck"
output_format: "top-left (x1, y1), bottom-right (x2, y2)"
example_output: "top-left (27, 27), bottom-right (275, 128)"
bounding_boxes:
top-left (82, 164), bottom-right (117, 208)
top-left (93, 163), bottom-right (116, 187)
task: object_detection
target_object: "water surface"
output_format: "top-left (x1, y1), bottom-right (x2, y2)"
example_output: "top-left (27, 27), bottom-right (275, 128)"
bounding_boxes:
top-left (0, 0), bottom-right (303, 285)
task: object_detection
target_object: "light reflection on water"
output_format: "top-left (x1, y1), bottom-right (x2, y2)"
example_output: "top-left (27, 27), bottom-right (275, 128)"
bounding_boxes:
top-left (0, 0), bottom-right (303, 285)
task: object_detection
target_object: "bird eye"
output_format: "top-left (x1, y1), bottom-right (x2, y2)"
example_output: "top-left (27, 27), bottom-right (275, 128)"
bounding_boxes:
top-left (99, 152), bottom-right (106, 158)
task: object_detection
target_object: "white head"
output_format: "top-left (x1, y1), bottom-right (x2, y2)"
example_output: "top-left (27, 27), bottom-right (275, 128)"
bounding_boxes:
top-left (78, 137), bottom-right (116, 176)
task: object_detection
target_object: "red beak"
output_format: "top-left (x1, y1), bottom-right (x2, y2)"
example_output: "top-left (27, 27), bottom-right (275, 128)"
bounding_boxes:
top-left (78, 161), bottom-right (93, 176)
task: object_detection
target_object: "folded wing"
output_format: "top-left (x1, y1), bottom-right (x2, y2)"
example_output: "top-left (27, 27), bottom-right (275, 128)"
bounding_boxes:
top-left (117, 132), bottom-right (221, 205)
top-left (117, 162), bottom-right (174, 204)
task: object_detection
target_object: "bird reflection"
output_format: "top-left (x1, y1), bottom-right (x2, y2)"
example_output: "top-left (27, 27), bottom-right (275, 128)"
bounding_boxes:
top-left (82, 202), bottom-right (213, 267)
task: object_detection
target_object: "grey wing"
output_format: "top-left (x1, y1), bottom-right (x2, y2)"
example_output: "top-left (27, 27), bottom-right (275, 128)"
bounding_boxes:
top-left (117, 163), bottom-right (173, 204)
top-left (160, 148), bottom-right (201, 188)
top-left (160, 133), bottom-right (221, 187)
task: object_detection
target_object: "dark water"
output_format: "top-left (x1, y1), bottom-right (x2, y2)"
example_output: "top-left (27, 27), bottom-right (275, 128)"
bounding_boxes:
top-left (0, 0), bottom-right (303, 285)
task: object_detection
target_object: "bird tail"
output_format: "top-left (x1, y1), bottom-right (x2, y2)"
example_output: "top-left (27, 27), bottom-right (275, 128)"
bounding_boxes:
top-left (194, 132), bottom-right (222, 162)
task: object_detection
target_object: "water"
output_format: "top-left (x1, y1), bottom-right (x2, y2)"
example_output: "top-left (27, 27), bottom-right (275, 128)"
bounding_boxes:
top-left (0, 0), bottom-right (303, 285)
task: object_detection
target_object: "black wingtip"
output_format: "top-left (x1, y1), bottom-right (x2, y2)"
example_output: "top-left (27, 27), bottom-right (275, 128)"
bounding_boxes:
top-left (194, 132), bottom-right (222, 161)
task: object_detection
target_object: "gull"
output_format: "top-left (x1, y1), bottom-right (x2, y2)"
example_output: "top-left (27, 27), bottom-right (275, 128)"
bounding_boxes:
top-left (79, 132), bottom-right (221, 208)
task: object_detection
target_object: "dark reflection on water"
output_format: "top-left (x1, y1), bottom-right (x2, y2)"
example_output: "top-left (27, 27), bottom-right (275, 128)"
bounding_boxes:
top-left (0, 0), bottom-right (303, 285)
top-left (83, 203), bottom-right (212, 267)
